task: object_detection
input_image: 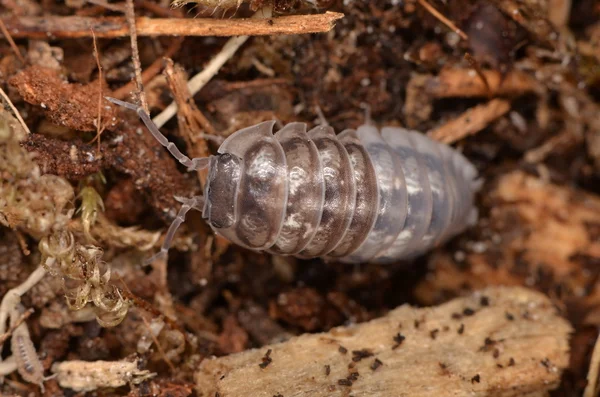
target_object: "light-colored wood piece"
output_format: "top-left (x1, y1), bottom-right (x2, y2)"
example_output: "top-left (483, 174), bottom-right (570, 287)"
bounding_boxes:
top-left (195, 286), bottom-right (571, 397)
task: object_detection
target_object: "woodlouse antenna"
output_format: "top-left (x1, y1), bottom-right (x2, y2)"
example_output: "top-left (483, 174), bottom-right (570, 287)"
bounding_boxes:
top-left (105, 97), bottom-right (210, 171)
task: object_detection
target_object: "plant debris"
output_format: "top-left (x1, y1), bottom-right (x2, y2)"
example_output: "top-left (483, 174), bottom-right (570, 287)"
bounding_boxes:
top-left (1, 0), bottom-right (599, 395)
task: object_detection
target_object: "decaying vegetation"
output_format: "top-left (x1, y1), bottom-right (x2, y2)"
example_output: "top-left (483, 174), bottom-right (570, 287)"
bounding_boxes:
top-left (0, 0), bottom-right (599, 395)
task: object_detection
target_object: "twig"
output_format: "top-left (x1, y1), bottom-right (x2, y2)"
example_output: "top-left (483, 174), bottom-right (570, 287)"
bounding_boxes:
top-left (0, 19), bottom-right (25, 64)
top-left (416, 0), bottom-right (468, 40)
top-left (152, 31), bottom-right (254, 128)
top-left (425, 69), bottom-right (541, 98)
top-left (0, 12), bottom-right (344, 39)
top-left (427, 99), bottom-right (511, 144)
top-left (89, 29), bottom-right (105, 154)
top-left (162, 59), bottom-right (213, 184)
top-left (464, 53), bottom-right (491, 98)
top-left (0, 309), bottom-right (33, 347)
top-left (125, 0), bottom-right (148, 113)
top-left (0, 87), bottom-right (30, 134)
top-left (138, 310), bottom-right (176, 372)
top-left (584, 332), bottom-right (600, 397)
top-left (111, 37), bottom-right (184, 100)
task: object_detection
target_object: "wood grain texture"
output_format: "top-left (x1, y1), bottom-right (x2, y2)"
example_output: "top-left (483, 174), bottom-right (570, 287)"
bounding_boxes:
top-left (1, 12), bottom-right (344, 39)
top-left (195, 286), bottom-right (571, 396)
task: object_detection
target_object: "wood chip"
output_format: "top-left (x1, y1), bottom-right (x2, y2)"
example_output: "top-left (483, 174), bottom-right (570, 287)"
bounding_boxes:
top-left (195, 287), bottom-right (571, 396)
top-left (428, 99), bottom-right (511, 144)
top-left (51, 359), bottom-right (154, 392)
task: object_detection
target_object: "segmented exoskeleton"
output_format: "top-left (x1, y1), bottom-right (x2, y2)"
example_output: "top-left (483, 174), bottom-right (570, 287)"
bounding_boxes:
top-left (107, 97), bottom-right (480, 264)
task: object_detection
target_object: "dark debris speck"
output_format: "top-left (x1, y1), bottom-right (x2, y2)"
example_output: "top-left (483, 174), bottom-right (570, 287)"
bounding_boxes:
top-left (338, 378), bottom-right (352, 387)
top-left (463, 307), bottom-right (476, 316)
top-left (471, 374), bottom-right (481, 383)
top-left (351, 349), bottom-right (374, 362)
top-left (458, 324), bottom-right (465, 335)
top-left (451, 312), bottom-right (463, 320)
top-left (480, 296), bottom-right (490, 306)
top-left (259, 349), bottom-right (273, 369)
top-left (430, 329), bottom-right (439, 340)
top-left (370, 358), bottom-right (383, 371)
top-left (392, 333), bottom-right (405, 349)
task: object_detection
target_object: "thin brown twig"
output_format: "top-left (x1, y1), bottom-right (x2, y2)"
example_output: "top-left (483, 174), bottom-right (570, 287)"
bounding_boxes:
top-left (116, 278), bottom-right (181, 373)
top-left (125, 0), bottom-right (148, 113)
top-left (416, 0), bottom-right (468, 40)
top-left (0, 86), bottom-right (30, 134)
top-left (112, 37), bottom-right (184, 100)
top-left (0, 19), bottom-right (25, 65)
top-left (464, 53), bottom-right (491, 98)
top-left (89, 28), bottom-right (105, 155)
top-left (0, 309), bottom-right (33, 347)
top-left (0, 12), bottom-right (344, 39)
top-left (14, 230), bottom-right (30, 256)
top-left (427, 98), bottom-right (511, 144)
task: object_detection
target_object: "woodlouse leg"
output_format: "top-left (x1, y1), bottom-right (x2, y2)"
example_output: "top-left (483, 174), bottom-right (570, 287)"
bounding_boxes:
top-left (105, 97), bottom-right (209, 171)
top-left (145, 196), bottom-right (204, 265)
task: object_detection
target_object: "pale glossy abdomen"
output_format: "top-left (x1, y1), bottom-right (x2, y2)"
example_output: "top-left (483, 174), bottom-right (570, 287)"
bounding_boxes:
top-left (203, 121), bottom-right (479, 264)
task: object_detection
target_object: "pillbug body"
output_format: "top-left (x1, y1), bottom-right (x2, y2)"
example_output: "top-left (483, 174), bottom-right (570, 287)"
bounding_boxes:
top-left (107, 98), bottom-right (479, 264)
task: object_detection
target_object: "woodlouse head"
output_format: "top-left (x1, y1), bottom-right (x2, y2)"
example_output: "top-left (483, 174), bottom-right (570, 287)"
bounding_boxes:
top-left (202, 153), bottom-right (241, 229)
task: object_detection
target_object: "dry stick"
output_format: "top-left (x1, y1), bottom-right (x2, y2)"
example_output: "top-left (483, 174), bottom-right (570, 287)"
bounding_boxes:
top-left (153, 34), bottom-right (249, 128)
top-left (111, 37), bottom-right (184, 100)
top-left (0, 87), bottom-right (30, 134)
top-left (151, 6), bottom-right (276, 128)
top-left (0, 309), bottom-right (33, 347)
top-left (0, 19), bottom-right (25, 64)
top-left (464, 53), bottom-right (491, 98)
top-left (427, 99), bottom-right (511, 144)
top-left (426, 69), bottom-right (541, 98)
top-left (0, 12), bottom-right (344, 39)
top-left (124, 0), bottom-right (148, 113)
top-left (89, 29), bottom-right (105, 154)
top-left (584, 332), bottom-right (600, 397)
top-left (416, 0), bottom-right (468, 40)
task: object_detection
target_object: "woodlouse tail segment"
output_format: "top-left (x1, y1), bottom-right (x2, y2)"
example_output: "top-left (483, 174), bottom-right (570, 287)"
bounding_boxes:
top-left (144, 196), bottom-right (205, 266)
top-left (105, 97), bottom-right (210, 172)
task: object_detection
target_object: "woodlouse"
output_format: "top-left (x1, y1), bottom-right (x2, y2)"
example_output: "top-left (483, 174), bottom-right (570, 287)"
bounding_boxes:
top-left (11, 313), bottom-right (45, 391)
top-left (107, 97), bottom-right (480, 264)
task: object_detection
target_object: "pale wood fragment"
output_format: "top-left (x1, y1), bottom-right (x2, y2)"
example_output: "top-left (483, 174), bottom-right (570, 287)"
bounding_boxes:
top-left (428, 99), bottom-right (511, 144)
top-left (195, 286), bottom-right (571, 397)
top-left (51, 359), bottom-right (155, 392)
